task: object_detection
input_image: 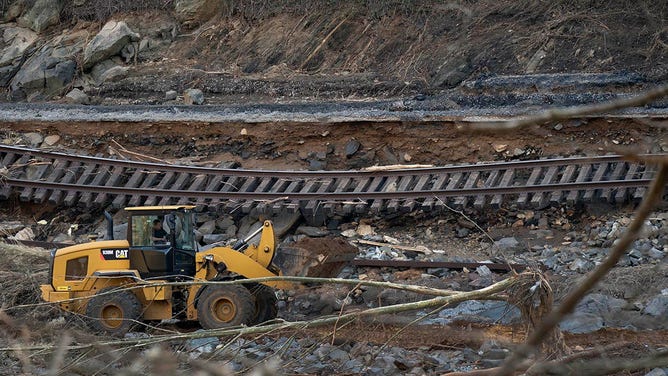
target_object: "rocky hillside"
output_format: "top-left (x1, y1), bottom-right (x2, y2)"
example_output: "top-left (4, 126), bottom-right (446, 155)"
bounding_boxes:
top-left (0, 0), bottom-right (666, 103)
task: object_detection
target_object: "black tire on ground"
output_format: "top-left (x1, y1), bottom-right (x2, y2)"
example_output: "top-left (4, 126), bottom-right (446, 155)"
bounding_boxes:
top-left (86, 287), bottom-right (141, 336)
top-left (197, 285), bottom-right (255, 329)
top-left (247, 284), bottom-right (279, 325)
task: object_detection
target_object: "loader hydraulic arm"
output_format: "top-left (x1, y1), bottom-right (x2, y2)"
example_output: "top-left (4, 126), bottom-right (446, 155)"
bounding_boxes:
top-left (238, 220), bottom-right (276, 269)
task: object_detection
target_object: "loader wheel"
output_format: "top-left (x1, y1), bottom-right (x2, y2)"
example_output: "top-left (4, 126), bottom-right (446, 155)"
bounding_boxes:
top-left (197, 285), bottom-right (255, 329)
top-left (86, 288), bottom-right (141, 336)
top-left (248, 284), bottom-right (278, 325)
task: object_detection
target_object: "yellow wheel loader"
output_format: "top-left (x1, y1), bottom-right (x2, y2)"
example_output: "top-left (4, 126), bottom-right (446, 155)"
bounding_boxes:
top-left (40, 205), bottom-right (355, 335)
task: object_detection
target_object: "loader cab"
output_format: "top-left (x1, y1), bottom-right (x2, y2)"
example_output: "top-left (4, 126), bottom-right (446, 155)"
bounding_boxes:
top-left (125, 206), bottom-right (197, 279)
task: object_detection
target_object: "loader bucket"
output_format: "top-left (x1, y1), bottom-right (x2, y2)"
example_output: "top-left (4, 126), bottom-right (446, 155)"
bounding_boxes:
top-left (273, 237), bottom-right (358, 278)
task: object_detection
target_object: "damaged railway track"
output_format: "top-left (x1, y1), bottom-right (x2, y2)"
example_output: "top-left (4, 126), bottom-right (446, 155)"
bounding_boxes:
top-left (0, 145), bottom-right (663, 217)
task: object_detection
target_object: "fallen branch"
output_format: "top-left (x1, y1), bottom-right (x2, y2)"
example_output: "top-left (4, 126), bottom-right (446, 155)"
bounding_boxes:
top-left (353, 239), bottom-right (431, 253)
top-left (495, 163), bottom-right (668, 375)
top-left (362, 164), bottom-right (434, 171)
top-left (1, 274), bottom-right (524, 353)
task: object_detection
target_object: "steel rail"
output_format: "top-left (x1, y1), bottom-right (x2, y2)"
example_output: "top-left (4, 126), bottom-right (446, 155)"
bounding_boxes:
top-left (0, 144), bottom-right (656, 178)
top-left (4, 177), bottom-right (655, 201)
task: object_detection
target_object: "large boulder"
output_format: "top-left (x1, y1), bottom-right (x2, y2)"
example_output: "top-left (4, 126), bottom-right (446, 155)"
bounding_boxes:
top-left (0, 26), bottom-right (38, 86)
top-left (83, 21), bottom-right (139, 69)
top-left (89, 58), bottom-right (128, 84)
top-left (175, 0), bottom-right (224, 26)
top-left (3, 0), bottom-right (27, 23)
top-left (17, 0), bottom-right (62, 33)
top-left (10, 32), bottom-right (85, 99)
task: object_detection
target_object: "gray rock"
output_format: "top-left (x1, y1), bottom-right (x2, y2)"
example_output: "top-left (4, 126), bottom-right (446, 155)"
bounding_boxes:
top-left (645, 368), bottom-right (668, 376)
top-left (99, 65), bottom-right (128, 83)
top-left (3, 1), bottom-right (27, 22)
top-left (43, 134), bottom-right (60, 146)
top-left (575, 294), bottom-right (626, 316)
top-left (649, 247), bottom-right (665, 260)
top-left (184, 88), bottom-right (204, 104)
top-left (560, 313), bottom-right (603, 333)
top-left (295, 226), bottom-right (328, 237)
top-left (17, 0), bottom-right (62, 33)
top-left (11, 227), bottom-right (34, 241)
top-left (438, 300), bottom-right (521, 325)
top-left (112, 223), bottom-right (128, 240)
top-left (202, 234), bottom-right (227, 245)
top-left (89, 59), bottom-right (126, 84)
top-left (344, 139), bottom-right (361, 157)
top-left (308, 159), bottom-right (326, 170)
top-left (0, 221), bottom-right (26, 235)
top-left (644, 295), bottom-right (668, 317)
top-left (65, 88), bottom-right (89, 104)
top-left (83, 21), bottom-right (140, 69)
top-left (493, 237), bottom-right (524, 253)
top-left (10, 33), bottom-right (84, 98)
top-left (175, 0), bottom-right (225, 26)
top-left (198, 220), bottom-right (216, 235)
top-left (24, 132), bottom-right (43, 146)
top-left (0, 26), bottom-right (38, 86)
top-left (165, 90), bottom-right (178, 100)
top-left (184, 331), bottom-right (219, 353)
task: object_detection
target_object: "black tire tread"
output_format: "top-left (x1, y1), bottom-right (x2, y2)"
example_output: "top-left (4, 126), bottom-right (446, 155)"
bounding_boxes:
top-left (85, 287), bottom-right (141, 336)
top-left (197, 285), bottom-right (255, 329)
top-left (248, 284), bottom-right (278, 325)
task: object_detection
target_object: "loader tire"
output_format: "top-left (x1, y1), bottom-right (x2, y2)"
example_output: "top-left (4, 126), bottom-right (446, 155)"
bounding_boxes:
top-left (86, 288), bottom-right (141, 336)
top-left (248, 284), bottom-right (278, 325)
top-left (197, 285), bottom-right (255, 329)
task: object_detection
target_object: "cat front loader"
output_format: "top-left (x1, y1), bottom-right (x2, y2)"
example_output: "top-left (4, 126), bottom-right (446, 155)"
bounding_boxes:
top-left (40, 205), bottom-right (355, 335)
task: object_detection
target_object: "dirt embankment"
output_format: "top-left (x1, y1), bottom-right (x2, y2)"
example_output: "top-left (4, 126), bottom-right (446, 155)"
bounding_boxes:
top-left (1, 1), bottom-right (667, 103)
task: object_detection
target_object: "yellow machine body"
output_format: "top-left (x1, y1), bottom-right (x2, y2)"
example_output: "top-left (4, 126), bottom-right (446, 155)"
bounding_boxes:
top-left (40, 206), bottom-right (288, 323)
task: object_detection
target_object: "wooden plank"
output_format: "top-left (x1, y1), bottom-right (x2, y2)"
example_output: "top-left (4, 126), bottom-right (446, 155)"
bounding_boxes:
top-left (614, 164), bottom-right (638, 203)
top-left (142, 172), bottom-right (173, 206)
top-left (178, 173), bottom-right (209, 205)
top-left (64, 163), bottom-right (97, 206)
top-left (517, 168), bottom-right (542, 207)
top-left (49, 162), bottom-right (82, 205)
top-left (303, 178), bottom-right (336, 217)
top-left (599, 162), bottom-right (626, 203)
top-left (550, 165), bottom-right (575, 205)
top-left (342, 177), bottom-right (372, 214)
top-left (112, 169), bottom-right (144, 208)
top-left (435, 172), bottom-right (462, 209)
top-left (241, 177), bottom-right (276, 213)
top-left (567, 164), bottom-right (592, 205)
top-left (159, 173), bottom-right (189, 206)
top-left (79, 165), bottom-right (112, 207)
top-left (94, 166), bottom-right (125, 206)
top-left (421, 174), bottom-right (449, 211)
top-left (34, 160), bottom-right (67, 203)
top-left (256, 178), bottom-right (290, 213)
top-left (20, 160), bottom-right (52, 202)
top-left (403, 174), bottom-right (432, 212)
top-left (387, 176), bottom-right (415, 213)
top-left (531, 166), bottom-right (558, 209)
top-left (323, 177), bottom-right (351, 215)
top-left (632, 165), bottom-right (654, 202)
top-left (491, 169), bottom-right (514, 208)
top-left (473, 170), bottom-right (499, 210)
top-left (453, 171), bottom-right (480, 209)
top-left (582, 163), bottom-right (608, 201)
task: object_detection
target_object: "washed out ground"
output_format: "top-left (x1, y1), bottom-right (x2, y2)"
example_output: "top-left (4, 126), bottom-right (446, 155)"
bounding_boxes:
top-left (0, 0), bottom-right (667, 374)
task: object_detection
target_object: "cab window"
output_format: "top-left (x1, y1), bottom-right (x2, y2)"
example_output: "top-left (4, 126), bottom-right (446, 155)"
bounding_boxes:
top-left (65, 256), bottom-right (88, 280)
top-left (131, 215), bottom-right (166, 246)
